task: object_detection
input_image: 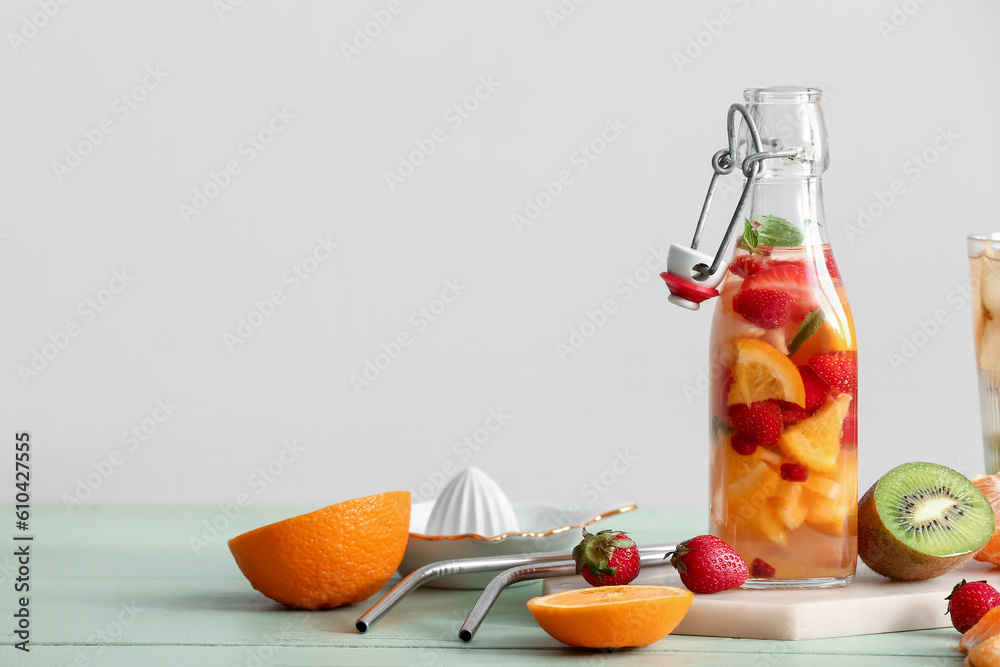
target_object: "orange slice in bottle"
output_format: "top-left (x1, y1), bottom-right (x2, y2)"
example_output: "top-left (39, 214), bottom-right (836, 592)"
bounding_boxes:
top-left (804, 450), bottom-right (857, 537)
top-left (777, 394), bottom-right (851, 474)
top-left (789, 303), bottom-right (857, 365)
top-left (727, 338), bottom-right (806, 407)
top-left (774, 483), bottom-right (809, 531)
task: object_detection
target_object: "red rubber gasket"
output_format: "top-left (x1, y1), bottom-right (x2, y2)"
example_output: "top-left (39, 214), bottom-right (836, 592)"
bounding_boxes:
top-left (660, 272), bottom-right (719, 304)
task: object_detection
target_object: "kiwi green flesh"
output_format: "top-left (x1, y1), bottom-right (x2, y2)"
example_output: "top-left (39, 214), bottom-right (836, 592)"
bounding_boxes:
top-left (875, 462), bottom-right (994, 556)
top-left (873, 462), bottom-right (994, 557)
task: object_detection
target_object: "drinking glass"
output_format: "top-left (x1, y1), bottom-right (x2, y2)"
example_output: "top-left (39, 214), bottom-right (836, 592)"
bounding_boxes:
top-left (968, 233), bottom-right (1000, 474)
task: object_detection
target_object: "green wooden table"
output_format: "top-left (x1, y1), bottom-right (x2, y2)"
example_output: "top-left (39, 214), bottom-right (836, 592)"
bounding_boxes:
top-left (0, 504), bottom-right (967, 665)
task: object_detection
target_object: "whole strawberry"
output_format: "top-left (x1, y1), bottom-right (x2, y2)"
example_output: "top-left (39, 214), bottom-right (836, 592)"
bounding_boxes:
top-left (947, 579), bottom-right (1000, 633)
top-left (666, 535), bottom-right (748, 594)
top-left (572, 528), bottom-right (640, 587)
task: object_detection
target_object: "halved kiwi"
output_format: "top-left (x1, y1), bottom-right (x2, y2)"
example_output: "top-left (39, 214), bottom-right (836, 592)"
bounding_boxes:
top-left (858, 462), bottom-right (995, 581)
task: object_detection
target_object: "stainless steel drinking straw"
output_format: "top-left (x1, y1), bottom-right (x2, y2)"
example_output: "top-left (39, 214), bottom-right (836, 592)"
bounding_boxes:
top-left (356, 550), bottom-right (577, 633)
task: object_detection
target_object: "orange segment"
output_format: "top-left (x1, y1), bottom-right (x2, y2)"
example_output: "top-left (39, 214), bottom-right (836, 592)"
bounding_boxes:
top-left (962, 606), bottom-right (1000, 653)
top-left (724, 457), bottom-right (788, 546)
top-left (789, 305), bottom-right (857, 365)
top-left (777, 394), bottom-right (851, 474)
top-left (228, 491), bottom-right (410, 610)
top-left (972, 473), bottom-right (1000, 566)
top-left (774, 483), bottom-right (808, 531)
top-left (727, 338), bottom-right (807, 407)
top-left (527, 585), bottom-right (693, 649)
top-left (804, 450), bottom-right (857, 537)
top-left (969, 632), bottom-right (1000, 666)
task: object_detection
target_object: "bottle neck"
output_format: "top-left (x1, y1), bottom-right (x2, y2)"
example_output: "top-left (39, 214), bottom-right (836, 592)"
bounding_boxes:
top-left (746, 178), bottom-right (829, 246)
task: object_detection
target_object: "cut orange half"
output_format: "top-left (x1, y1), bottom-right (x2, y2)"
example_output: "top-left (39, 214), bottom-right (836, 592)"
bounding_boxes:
top-left (727, 338), bottom-right (806, 407)
top-left (777, 394), bottom-right (851, 474)
top-left (228, 491), bottom-right (410, 610)
top-left (527, 585), bottom-right (693, 649)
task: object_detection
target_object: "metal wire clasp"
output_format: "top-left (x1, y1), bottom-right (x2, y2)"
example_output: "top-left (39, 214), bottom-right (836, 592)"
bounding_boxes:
top-left (688, 104), bottom-right (800, 280)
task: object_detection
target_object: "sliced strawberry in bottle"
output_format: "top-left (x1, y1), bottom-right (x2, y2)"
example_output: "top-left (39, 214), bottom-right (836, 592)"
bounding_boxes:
top-left (808, 352), bottom-right (858, 394)
top-left (840, 403), bottom-right (857, 446)
top-left (825, 248), bottom-right (841, 280)
top-left (768, 259), bottom-right (808, 273)
top-left (730, 255), bottom-right (764, 278)
top-left (742, 265), bottom-right (818, 316)
top-left (732, 289), bottom-right (793, 329)
top-left (742, 264), bottom-right (808, 292)
top-left (716, 370), bottom-right (734, 419)
top-left (729, 401), bottom-right (783, 448)
top-left (799, 365), bottom-right (832, 412)
top-left (776, 400), bottom-right (811, 425)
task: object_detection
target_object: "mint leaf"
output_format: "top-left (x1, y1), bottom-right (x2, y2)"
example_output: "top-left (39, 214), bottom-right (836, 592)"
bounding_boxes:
top-left (755, 215), bottom-right (804, 247)
top-left (786, 308), bottom-right (825, 357)
top-left (740, 218), bottom-right (759, 254)
top-left (804, 218), bottom-right (823, 229)
top-left (712, 415), bottom-right (733, 435)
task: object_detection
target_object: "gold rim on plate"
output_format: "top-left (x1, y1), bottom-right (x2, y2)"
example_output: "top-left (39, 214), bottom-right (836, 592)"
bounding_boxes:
top-left (408, 504), bottom-right (638, 542)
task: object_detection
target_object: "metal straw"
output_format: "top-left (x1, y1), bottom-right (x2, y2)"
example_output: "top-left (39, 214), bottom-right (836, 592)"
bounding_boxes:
top-left (356, 550), bottom-right (576, 633)
top-left (458, 544), bottom-right (677, 642)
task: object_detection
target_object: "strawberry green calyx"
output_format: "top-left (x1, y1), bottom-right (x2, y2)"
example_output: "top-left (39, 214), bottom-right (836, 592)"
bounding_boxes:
top-left (663, 543), bottom-right (692, 575)
top-left (947, 579), bottom-right (979, 600)
top-left (665, 534), bottom-right (748, 594)
top-left (572, 528), bottom-right (635, 578)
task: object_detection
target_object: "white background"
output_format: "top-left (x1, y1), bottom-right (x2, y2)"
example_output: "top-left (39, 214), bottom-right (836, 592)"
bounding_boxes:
top-left (3, 0), bottom-right (997, 517)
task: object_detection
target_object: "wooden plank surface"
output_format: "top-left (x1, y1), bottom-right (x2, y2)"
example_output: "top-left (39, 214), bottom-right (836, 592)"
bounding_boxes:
top-left (0, 504), bottom-right (971, 665)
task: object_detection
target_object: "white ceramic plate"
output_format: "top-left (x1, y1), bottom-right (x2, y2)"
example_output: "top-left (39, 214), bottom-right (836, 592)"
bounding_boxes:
top-left (398, 501), bottom-right (637, 589)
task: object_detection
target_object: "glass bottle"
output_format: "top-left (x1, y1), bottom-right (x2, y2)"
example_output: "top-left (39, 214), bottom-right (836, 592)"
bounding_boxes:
top-left (707, 87), bottom-right (858, 588)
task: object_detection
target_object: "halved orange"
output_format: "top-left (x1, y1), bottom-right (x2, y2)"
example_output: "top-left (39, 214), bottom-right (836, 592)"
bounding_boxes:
top-left (963, 606), bottom-right (1000, 654)
top-left (228, 491), bottom-right (410, 610)
top-left (777, 394), bottom-right (851, 474)
top-left (527, 585), bottom-right (693, 649)
top-left (727, 338), bottom-right (806, 407)
top-left (972, 473), bottom-right (1000, 566)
